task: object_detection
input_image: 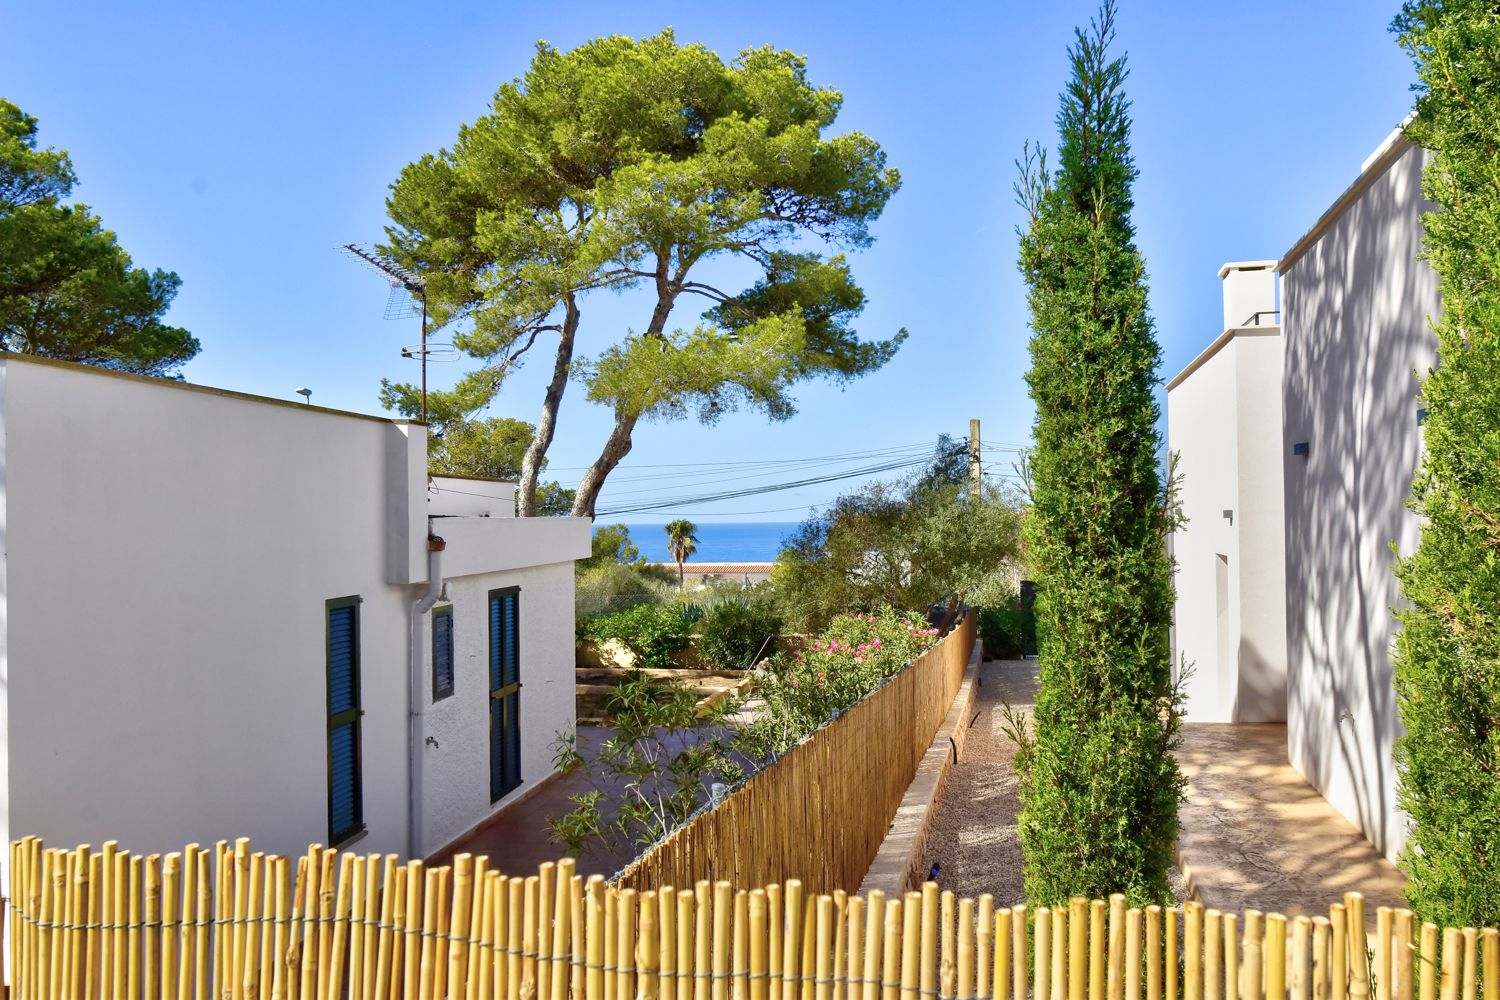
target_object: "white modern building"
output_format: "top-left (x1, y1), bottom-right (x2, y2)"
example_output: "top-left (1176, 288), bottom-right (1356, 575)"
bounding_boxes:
top-left (0, 354), bottom-right (591, 860)
top-left (1169, 126), bottom-right (1438, 862)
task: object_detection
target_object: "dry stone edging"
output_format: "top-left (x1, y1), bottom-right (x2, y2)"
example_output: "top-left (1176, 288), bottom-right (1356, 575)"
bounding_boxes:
top-left (857, 638), bottom-right (982, 896)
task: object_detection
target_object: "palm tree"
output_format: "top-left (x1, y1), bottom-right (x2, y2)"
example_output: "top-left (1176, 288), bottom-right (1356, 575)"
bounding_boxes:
top-left (664, 519), bottom-right (699, 591)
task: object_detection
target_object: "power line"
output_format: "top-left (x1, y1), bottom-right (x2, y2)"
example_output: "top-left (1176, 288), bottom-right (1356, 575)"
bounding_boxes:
top-left (596, 445), bottom-right (937, 500)
top-left (543, 440), bottom-right (941, 474)
top-left (596, 448), bottom-right (962, 517)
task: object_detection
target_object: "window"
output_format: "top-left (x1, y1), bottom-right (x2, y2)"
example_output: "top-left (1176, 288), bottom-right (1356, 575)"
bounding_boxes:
top-left (326, 596), bottom-right (364, 845)
top-left (432, 605), bottom-right (455, 701)
top-left (489, 587), bottom-right (522, 801)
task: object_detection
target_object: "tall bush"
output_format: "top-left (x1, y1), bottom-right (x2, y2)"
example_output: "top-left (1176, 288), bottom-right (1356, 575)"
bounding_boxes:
top-left (1011, 1), bottom-right (1183, 904)
top-left (1391, 0), bottom-right (1500, 927)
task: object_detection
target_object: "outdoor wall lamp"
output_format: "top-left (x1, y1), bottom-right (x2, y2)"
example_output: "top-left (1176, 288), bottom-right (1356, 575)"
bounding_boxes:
top-left (1222, 509), bottom-right (1234, 525)
top-left (1293, 442), bottom-right (1310, 457)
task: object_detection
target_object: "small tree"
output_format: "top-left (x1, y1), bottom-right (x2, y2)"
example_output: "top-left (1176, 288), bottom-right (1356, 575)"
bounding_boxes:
top-left (1390, 0), bottom-right (1500, 927)
top-left (664, 519), bottom-right (699, 590)
top-left (772, 438), bottom-right (1024, 631)
top-left (0, 99), bottom-right (199, 376)
top-left (1010, 2), bottom-right (1183, 904)
top-left (550, 673), bottom-right (743, 860)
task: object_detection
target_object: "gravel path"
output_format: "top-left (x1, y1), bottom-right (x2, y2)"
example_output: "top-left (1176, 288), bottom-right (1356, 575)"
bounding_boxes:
top-left (922, 658), bottom-right (1188, 904)
top-left (922, 658), bottom-right (1039, 903)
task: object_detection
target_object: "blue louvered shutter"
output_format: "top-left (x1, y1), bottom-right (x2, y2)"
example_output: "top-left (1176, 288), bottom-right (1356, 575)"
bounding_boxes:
top-left (327, 597), bottom-right (363, 844)
top-left (489, 588), bottom-right (522, 801)
top-left (432, 606), bottom-right (454, 701)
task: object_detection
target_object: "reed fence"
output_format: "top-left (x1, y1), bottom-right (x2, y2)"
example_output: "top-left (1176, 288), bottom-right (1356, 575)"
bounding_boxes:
top-left (613, 613), bottom-right (977, 895)
top-left (5, 837), bottom-right (1496, 1000)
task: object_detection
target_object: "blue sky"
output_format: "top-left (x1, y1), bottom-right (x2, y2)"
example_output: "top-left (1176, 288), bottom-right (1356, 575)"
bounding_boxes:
top-left (6, 1), bottom-right (1416, 522)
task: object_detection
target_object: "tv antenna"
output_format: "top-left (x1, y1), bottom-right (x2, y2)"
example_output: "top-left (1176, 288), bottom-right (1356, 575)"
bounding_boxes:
top-left (340, 243), bottom-right (457, 423)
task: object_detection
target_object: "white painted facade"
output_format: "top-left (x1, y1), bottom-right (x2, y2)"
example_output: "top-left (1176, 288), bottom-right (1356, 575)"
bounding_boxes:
top-left (1168, 264), bottom-right (1288, 724)
top-left (0, 355), bottom-right (590, 859)
top-left (1279, 136), bottom-right (1437, 862)
top-left (1168, 130), bottom-right (1439, 862)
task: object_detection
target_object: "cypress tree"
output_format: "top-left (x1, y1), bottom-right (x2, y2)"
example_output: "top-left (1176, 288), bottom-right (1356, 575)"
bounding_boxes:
top-left (1013, 0), bottom-right (1183, 904)
top-left (1390, 0), bottom-right (1500, 927)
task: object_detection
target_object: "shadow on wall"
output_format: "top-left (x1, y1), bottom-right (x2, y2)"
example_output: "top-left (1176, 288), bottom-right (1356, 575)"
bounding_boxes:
top-left (1281, 145), bottom-right (1438, 860)
top-left (1236, 634), bottom-right (1285, 723)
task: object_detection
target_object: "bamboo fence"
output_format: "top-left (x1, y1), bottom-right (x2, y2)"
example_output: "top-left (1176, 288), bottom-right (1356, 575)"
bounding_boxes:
top-left (613, 614), bottom-right (977, 895)
top-left (5, 838), bottom-right (1497, 1000)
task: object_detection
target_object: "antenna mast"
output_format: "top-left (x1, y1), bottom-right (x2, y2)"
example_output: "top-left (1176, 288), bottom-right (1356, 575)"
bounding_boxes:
top-left (339, 243), bottom-right (432, 423)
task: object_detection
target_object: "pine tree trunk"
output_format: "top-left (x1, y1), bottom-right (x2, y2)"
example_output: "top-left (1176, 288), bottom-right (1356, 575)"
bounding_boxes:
top-left (517, 295), bottom-right (579, 517)
top-left (570, 265), bottom-right (675, 518)
top-left (570, 407), bottom-right (638, 518)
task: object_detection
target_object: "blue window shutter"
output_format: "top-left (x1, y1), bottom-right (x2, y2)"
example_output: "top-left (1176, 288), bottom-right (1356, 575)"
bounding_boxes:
top-left (432, 606), bottom-right (454, 701)
top-left (489, 587), bottom-right (522, 801)
top-left (327, 597), bottom-right (363, 844)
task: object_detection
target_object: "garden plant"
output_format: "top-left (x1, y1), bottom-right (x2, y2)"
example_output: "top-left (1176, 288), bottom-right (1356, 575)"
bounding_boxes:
top-left (1390, 0), bottom-right (1500, 927)
top-left (1009, 0), bottom-right (1185, 905)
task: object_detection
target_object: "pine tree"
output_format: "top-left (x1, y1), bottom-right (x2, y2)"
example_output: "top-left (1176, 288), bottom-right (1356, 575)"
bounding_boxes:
top-left (1390, 0), bottom-right (1500, 927)
top-left (1011, 0), bottom-right (1183, 904)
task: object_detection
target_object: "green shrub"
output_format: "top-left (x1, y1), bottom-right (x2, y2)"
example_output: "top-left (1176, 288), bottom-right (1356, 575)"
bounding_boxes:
top-left (698, 597), bottom-right (783, 669)
top-left (980, 604), bottom-right (1036, 658)
top-left (582, 603), bottom-right (698, 670)
top-left (550, 672), bottom-right (744, 858)
top-left (1011, 2), bottom-right (1184, 905)
top-left (575, 562), bottom-right (675, 619)
top-left (1390, 0), bottom-right (1500, 927)
top-left (739, 607), bottom-right (937, 758)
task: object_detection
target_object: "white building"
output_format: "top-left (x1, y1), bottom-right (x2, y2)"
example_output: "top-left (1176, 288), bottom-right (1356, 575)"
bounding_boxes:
top-left (1168, 126), bottom-right (1438, 862)
top-left (0, 354), bottom-right (591, 859)
top-left (1167, 261), bottom-right (1288, 725)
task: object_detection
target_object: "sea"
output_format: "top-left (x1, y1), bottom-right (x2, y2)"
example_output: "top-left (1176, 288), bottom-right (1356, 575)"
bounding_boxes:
top-left (613, 522), bottom-right (799, 564)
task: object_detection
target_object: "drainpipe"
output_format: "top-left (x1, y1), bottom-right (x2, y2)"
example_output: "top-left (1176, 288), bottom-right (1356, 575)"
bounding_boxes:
top-left (409, 531), bottom-right (446, 858)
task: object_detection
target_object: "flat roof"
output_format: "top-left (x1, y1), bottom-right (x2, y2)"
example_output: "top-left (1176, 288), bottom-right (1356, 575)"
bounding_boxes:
top-left (1217, 260), bottom-right (1278, 279)
top-left (1277, 116), bottom-right (1417, 275)
top-left (431, 473), bottom-right (520, 486)
top-left (1, 352), bottom-right (419, 426)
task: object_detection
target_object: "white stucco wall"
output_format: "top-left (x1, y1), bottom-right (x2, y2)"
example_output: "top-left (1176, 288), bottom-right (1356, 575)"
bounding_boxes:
top-left (0, 358), bottom-right (416, 857)
top-left (430, 476), bottom-right (516, 518)
top-left (1232, 332), bottom-right (1289, 722)
top-left (419, 560), bottom-right (580, 853)
top-left (0, 355), bottom-right (589, 861)
top-left (1169, 339), bottom-right (1243, 722)
top-left (1168, 287), bottom-right (1287, 725)
top-left (1280, 139), bottom-right (1438, 863)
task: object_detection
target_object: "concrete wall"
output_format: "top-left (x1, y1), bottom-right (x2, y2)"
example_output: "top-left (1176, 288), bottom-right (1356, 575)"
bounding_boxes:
top-left (0, 358), bottom-right (414, 857)
top-left (1170, 338), bottom-right (1243, 722)
top-left (1168, 326), bottom-right (1287, 724)
top-left (1280, 139), bottom-right (1438, 862)
top-left (1232, 332), bottom-right (1289, 722)
top-left (0, 355), bottom-right (589, 860)
top-left (430, 476), bottom-right (515, 518)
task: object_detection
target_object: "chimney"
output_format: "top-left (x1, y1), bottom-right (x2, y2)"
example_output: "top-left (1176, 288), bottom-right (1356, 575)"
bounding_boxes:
top-left (1218, 261), bottom-right (1279, 330)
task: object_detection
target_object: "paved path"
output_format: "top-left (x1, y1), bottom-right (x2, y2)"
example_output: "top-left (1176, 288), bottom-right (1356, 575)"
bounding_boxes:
top-left (432, 726), bottom-right (633, 877)
top-left (1176, 723), bottom-right (1406, 919)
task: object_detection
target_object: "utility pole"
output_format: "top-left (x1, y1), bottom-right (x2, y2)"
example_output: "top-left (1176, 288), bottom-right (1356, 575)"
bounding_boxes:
top-left (968, 418), bottom-right (982, 491)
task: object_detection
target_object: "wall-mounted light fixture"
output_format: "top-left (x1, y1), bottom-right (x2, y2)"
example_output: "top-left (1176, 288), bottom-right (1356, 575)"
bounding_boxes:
top-left (1293, 442), bottom-right (1309, 457)
top-left (1222, 509), bottom-right (1234, 525)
